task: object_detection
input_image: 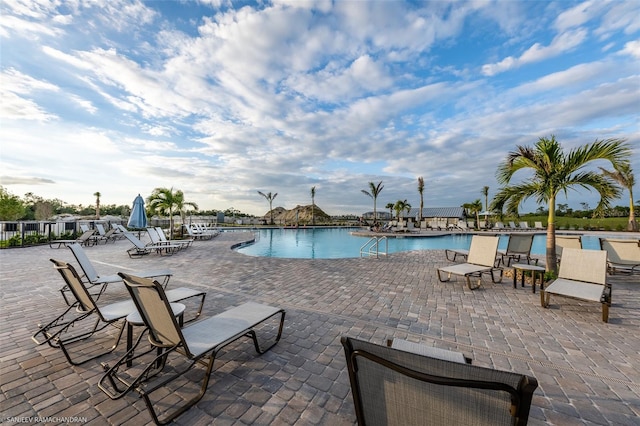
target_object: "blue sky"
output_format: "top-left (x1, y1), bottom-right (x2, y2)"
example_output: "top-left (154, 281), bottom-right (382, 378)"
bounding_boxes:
top-left (1, 0), bottom-right (638, 216)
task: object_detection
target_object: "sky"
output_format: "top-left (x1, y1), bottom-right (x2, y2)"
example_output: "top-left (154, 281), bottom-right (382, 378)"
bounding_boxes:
top-left (1, 0), bottom-right (638, 217)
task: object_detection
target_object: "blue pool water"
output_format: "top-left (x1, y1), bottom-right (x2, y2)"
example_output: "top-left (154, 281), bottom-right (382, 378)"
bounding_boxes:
top-left (235, 228), bottom-right (604, 259)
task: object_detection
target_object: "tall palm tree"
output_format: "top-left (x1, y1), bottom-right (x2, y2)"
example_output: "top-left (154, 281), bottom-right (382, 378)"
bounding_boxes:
top-left (147, 187), bottom-right (198, 239)
top-left (492, 136), bottom-right (630, 274)
top-left (417, 176), bottom-right (425, 224)
top-left (361, 181), bottom-right (384, 223)
top-left (258, 191), bottom-right (278, 225)
top-left (599, 163), bottom-right (637, 231)
top-left (94, 191), bottom-right (101, 219)
top-left (482, 186), bottom-right (489, 212)
top-left (310, 186), bottom-right (316, 226)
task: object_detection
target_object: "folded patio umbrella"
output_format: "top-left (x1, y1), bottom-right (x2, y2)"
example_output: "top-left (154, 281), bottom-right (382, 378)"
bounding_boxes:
top-left (127, 194), bottom-right (148, 229)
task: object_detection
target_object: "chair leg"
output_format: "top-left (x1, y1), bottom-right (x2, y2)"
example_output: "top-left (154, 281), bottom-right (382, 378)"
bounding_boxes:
top-left (437, 269), bottom-right (451, 282)
top-left (490, 268), bottom-right (503, 283)
top-left (58, 320), bottom-right (126, 366)
top-left (246, 309), bottom-right (286, 354)
top-left (540, 290), bottom-right (550, 308)
top-left (139, 350), bottom-right (219, 425)
top-left (464, 275), bottom-right (481, 290)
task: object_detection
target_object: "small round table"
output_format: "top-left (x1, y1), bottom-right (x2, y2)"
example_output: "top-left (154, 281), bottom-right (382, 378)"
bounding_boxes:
top-left (126, 302), bottom-right (185, 367)
top-left (512, 264), bottom-right (546, 293)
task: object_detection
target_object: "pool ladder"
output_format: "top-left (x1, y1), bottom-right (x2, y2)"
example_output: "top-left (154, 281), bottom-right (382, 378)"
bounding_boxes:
top-left (360, 236), bottom-right (388, 258)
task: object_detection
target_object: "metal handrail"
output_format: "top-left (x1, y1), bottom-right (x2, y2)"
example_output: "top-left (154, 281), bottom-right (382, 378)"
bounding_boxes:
top-left (360, 236), bottom-right (388, 258)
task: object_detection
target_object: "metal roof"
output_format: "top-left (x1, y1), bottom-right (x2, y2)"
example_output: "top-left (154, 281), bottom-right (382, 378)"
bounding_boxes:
top-left (404, 207), bottom-right (465, 219)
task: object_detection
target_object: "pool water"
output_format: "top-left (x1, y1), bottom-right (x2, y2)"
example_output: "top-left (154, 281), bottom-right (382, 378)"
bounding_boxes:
top-left (235, 228), bottom-right (603, 259)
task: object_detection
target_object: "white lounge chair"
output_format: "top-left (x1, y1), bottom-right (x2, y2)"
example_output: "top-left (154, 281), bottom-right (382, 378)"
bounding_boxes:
top-left (556, 235), bottom-right (582, 258)
top-left (599, 238), bottom-right (640, 275)
top-left (437, 235), bottom-right (503, 290)
top-left (123, 232), bottom-right (183, 257)
top-left (519, 222), bottom-right (530, 230)
top-left (541, 248), bottom-right (612, 322)
top-left (534, 221), bottom-right (544, 230)
top-left (147, 227), bottom-right (192, 250)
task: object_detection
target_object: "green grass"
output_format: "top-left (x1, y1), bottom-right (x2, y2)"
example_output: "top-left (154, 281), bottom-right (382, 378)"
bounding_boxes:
top-left (517, 215), bottom-right (633, 232)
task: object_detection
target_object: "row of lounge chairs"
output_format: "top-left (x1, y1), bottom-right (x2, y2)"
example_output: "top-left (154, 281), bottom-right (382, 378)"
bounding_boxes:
top-left (48, 223), bottom-right (124, 248)
top-left (492, 221), bottom-right (545, 231)
top-left (33, 243), bottom-right (286, 424)
top-left (439, 234), bottom-right (639, 322)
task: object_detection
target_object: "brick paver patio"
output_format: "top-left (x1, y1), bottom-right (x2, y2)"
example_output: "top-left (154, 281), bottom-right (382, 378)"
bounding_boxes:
top-left (1, 231), bottom-right (638, 425)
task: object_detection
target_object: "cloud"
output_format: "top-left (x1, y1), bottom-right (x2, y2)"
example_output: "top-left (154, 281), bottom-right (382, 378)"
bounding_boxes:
top-left (620, 40), bottom-right (640, 59)
top-left (0, 176), bottom-right (56, 185)
top-left (482, 29), bottom-right (587, 76)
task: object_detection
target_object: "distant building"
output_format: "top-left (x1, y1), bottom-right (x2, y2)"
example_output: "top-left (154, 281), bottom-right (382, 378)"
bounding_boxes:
top-left (405, 207), bottom-right (466, 221)
top-left (362, 211), bottom-right (392, 220)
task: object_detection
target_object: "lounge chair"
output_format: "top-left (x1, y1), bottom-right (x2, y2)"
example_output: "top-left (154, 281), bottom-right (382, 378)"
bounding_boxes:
top-left (437, 235), bottom-right (503, 289)
top-left (341, 336), bottom-right (538, 426)
top-left (33, 260), bottom-right (206, 365)
top-left (556, 235), bottom-right (582, 258)
top-left (541, 248), bottom-right (612, 322)
top-left (599, 238), bottom-right (640, 275)
top-left (48, 229), bottom-right (97, 248)
top-left (152, 226), bottom-right (193, 248)
top-left (534, 222), bottom-right (544, 230)
top-left (98, 273), bottom-right (285, 425)
top-left (519, 222), bottom-right (530, 230)
top-left (186, 224), bottom-right (213, 240)
top-left (122, 232), bottom-right (183, 258)
top-left (146, 226), bottom-right (189, 250)
top-left (68, 242), bottom-right (171, 297)
top-left (508, 221), bottom-right (519, 231)
top-left (498, 233), bottom-right (536, 267)
top-left (444, 248), bottom-right (469, 262)
top-left (493, 222), bottom-right (505, 230)
top-left (193, 222), bottom-right (220, 237)
top-left (95, 223), bottom-right (118, 243)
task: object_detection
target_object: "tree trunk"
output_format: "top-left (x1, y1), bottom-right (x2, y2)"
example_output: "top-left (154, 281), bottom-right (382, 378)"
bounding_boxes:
top-left (546, 196), bottom-right (558, 275)
top-left (628, 190), bottom-right (638, 231)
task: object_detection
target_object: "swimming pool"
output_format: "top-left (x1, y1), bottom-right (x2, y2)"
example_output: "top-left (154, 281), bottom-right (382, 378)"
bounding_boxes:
top-left (235, 228), bottom-right (604, 259)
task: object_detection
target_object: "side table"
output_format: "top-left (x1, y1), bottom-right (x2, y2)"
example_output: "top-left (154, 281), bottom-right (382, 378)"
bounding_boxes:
top-left (512, 264), bottom-right (546, 293)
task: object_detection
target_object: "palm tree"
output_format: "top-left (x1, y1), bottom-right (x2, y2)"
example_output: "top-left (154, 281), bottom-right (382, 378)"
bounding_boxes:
top-left (462, 199), bottom-right (483, 229)
top-left (94, 191), bottom-right (101, 219)
top-left (385, 202), bottom-right (394, 220)
top-left (393, 199), bottom-right (411, 221)
top-left (361, 181), bottom-right (384, 224)
top-left (417, 176), bottom-right (425, 224)
top-left (310, 186), bottom-right (316, 226)
top-left (147, 187), bottom-right (198, 239)
top-left (491, 136), bottom-right (630, 274)
top-left (258, 191), bottom-right (278, 225)
top-left (599, 163), bottom-right (637, 231)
